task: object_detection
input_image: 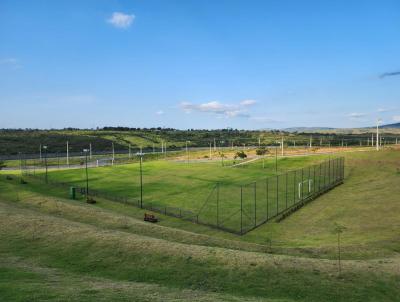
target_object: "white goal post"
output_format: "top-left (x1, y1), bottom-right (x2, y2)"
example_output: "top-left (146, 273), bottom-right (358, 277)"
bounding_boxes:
top-left (298, 179), bottom-right (313, 199)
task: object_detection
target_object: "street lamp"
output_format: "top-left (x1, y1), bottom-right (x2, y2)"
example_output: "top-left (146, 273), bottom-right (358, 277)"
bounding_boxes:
top-left (137, 152), bottom-right (144, 208)
top-left (43, 145), bottom-right (48, 184)
top-left (186, 140), bottom-right (191, 164)
top-left (83, 149), bottom-right (90, 202)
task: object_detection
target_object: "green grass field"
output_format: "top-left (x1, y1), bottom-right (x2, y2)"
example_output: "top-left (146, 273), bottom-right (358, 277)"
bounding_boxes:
top-left (29, 154), bottom-right (342, 233)
top-left (1, 148), bottom-right (400, 301)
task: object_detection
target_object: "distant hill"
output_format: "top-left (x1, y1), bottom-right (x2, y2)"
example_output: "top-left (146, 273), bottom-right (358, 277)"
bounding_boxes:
top-left (283, 127), bottom-right (335, 133)
top-left (380, 122), bottom-right (400, 129)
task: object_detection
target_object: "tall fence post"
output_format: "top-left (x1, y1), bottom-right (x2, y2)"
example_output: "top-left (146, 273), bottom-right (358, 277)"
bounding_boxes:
top-left (240, 186), bottom-right (243, 234)
top-left (313, 165), bottom-right (316, 193)
top-left (266, 177), bottom-right (269, 220)
top-left (285, 172), bottom-right (288, 209)
top-left (329, 159), bottom-right (331, 185)
top-left (293, 170), bottom-right (296, 205)
top-left (342, 157), bottom-right (345, 180)
top-left (216, 182), bottom-right (219, 227)
top-left (301, 168), bottom-right (304, 200)
top-left (276, 175), bottom-right (279, 215)
top-left (254, 182), bottom-right (257, 227)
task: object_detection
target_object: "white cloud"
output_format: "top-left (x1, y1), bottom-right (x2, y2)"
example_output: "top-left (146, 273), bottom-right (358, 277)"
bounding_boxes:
top-left (0, 58), bottom-right (21, 69)
top-left (250, 116), bottom-right (278, 123)
top-left (348, 112), bottom-right (366, 119)
top-left (240, 99), bottom-right (257, 106)
top-left (392, 115), bottom-right (400, 122)
top-left (107, 12), bottom-right (135, 28)
top-left (155, 110), bottom-right (164, 115)
top-left (180, 99), bottom-right (256, 118)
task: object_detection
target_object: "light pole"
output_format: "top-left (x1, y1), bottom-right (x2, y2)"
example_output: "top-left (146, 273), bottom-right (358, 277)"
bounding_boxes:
top-left (376, 119), bottom-right (381, 151)
top-left (186, 141), bottom-right (190, 164)
top-left (137, 152), bottom-right (144, 208)
top-left (43, 145), bottom-right (48, 184)
top-left (83, 149), bottom-right (89, 202)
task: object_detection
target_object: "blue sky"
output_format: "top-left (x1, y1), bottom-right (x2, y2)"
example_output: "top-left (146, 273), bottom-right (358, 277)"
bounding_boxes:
top-left (1, 0), bottom-right (399, 129)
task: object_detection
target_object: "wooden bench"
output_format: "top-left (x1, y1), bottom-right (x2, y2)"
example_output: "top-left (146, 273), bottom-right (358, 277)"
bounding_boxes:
top-left (144, 213), bottom-right (158, 223)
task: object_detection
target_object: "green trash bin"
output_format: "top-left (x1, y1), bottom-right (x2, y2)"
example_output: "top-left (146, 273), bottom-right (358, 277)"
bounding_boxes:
top-left (69, 187), bottom-right (76, 200)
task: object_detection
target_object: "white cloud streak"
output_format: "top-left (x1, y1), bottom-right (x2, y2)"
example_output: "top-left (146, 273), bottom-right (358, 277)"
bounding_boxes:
top-left (107, 12), bottom-right (135, 28)
top-left (0, 58), bottom-right (21, 69)
top-left (180, 100), bottom-right (256, 118)
top-left (348, 112), bottom-right (366, 119)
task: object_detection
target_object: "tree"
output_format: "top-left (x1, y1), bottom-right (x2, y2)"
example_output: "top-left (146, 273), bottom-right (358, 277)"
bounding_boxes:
top-left (333, 222), bottom-right (347, 276)
top-left (218, 152), bottom-right (226, 166)
top-left (256, 147), bottom-right (268, 156)
top-left (235, 151), bottom-right (247, 160)
top-left (0, 161), bottom-right (6, 170)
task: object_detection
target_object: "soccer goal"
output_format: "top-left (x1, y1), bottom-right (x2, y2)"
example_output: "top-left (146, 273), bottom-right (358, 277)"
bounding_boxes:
top-left (298, 179), bottom-right (313, 199)
top-left (96, 158), bottom-right (114, 167)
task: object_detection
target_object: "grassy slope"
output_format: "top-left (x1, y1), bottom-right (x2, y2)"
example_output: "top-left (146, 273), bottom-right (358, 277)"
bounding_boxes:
top-left (1, 149), bottom-right (400, 301)
top-left (0, 180), bottom-right (399, 301)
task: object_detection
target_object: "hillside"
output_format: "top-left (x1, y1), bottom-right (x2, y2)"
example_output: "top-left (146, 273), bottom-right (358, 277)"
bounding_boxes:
top-left (1, 148), bottom-right (400, 301)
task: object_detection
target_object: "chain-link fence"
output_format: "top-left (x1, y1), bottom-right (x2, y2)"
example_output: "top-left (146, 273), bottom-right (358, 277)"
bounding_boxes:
top-left (21, 157), bottom-right (344, 235)
top-left (191, 157), bottom-right (344, 234)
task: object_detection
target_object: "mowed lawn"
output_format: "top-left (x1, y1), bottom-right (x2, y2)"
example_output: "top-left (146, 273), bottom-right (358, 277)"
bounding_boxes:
top-left (38, 154), bottom-right (332, 211)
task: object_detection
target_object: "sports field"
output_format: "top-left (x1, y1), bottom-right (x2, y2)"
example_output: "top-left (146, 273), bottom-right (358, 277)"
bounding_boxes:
top-left (28, 153), bottom-right (342, 233)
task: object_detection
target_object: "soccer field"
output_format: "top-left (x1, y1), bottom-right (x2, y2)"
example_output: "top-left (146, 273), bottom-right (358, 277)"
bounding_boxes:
top-left (32, 153), bottom-right (342, 233)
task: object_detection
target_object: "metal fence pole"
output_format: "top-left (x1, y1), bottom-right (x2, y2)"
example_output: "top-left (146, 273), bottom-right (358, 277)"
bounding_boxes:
top-left (217, 182), bottom-right (219, 227)
top-left (276, 175), bottom-right (279, 215)
top-left (313, 165), bottom-right (316, 193)
top-left (254, 182), bottom-right (257, 227)
top-left (240, 186), bottom-right (243, 234)
top-left (342, 157), bottom-right (345, 180)
top-left (308, 166), bottom-right (311, 195)
top-left (328, 159), bottom-right (331, 185)
top-left (293, 170), bottom-right (296, 205)
top-left (285, 172), bottom-right (288, 209)
top-left (266, 177), bottom-right (269, 219)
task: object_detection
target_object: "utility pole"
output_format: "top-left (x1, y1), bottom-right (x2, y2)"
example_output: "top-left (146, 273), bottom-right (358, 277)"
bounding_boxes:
top-left (43, 145), bottom-right (48, 184)
top-left (376, 119), bottom-right (380, 151)
top-left (258, 136), bottom-right (261, 148)
top-left (371, 133), bottom-right (374, 146)
top-left (186, 141), bottom-right (189, 164)
top-left (66, 141), bottom-right (69, 166)
top-left (83, 149), bottom-right (89, 202)
top-left (281, 137), bottom-right (284, 156)
top-left (89, 143), bottom-right (92, 159)
top-left (309, 136), bottom-right (312, 149)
